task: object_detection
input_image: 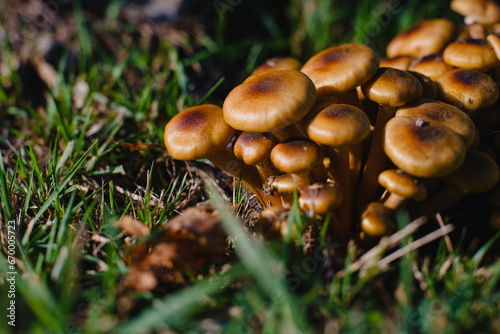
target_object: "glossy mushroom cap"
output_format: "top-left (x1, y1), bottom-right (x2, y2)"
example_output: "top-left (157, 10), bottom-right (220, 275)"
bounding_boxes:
top-left (451, 0), bottom-right (500, 24)
top-left (409, 54), bottom-right (454, 81)
top-left (380, 56), bottom-right (414, 71)
top-left (361, 67), bottom-right (423, 107)
top-left (233, 132), bottom-right (278, 165)
top-left (270, 138), bottom-right (323, 174)
top-left (396, 98), bottom-right (476, 148)
top-left (378, 169), bottom-right (427, 201)
top-left (383, 116), bottom-right (466, 177)
top-left (252, 57), bottom-right (302, 75)
top-left (164, 104), bottom-right (235, 160)
top-left (443, 39), bottom-right (500, 71)
top-left (223, 70), bottom-right (316, 132)
top-left (386, 19), bottom-right (455, 58)
top-left (360, 202), bottom-right (395, 236)
top-left (305, 104), bottom-right (370, 147)
top-left (444, 150), bottom-right (499, 194)
top-left (435, 69), bottom-right (499, 113)
top-left (301, 43), bottom-right (380, 98)
top-left (298, 182), bottom-right (343, 215)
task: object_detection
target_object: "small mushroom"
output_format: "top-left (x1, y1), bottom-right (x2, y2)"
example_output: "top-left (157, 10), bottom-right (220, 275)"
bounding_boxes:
top-left (299, 182), bottom-right (343, 217)
top-left (442, 39), bottom-right (500, 71)
top-left (270, 137), bottom-right (323, 193)
top-left (356, 68), bottom-right (423, 213)
top-left (386, 19), bottom-right (455, 58)
top-left (378, 169), bottom-right (427, 210)
top-left (305, 103), bottom-right (371, 239)
top-left (360, 202), bottom-right (396, 237)
top-left (164, 104), bottom-right (266, 204)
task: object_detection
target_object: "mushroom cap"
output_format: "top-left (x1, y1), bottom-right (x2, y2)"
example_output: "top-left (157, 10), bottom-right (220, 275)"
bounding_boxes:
top-left (408, 54), bottom-right (454, 81)
top-left (378, 169), bottom-right (427, 201)
top-left (442, 39), bottom-right (500, 71)
top-left (299, 182), bottom-right (343, 215)
top-left (361, 202), bottom-right (395, 236)
top-left (451, 0), bottom-right (500, 24)
top-left (301, 43), bottom-right (380, 98)
top-left (361, 67), bottom-right (423, 107)
top-left (435, 69), bottom-right (499, 112)
top-left (408, 71), bottom-right (437, 99)
top-left (380, 56), bottom-right (414, 71)
top-left (383, 116), bottom-right (466, 177)
top-left (223, 70), bottom-right (316, 132)
top-left (265, 174), bottom-right (295, 195)
top-left (252, 57), bottom-right (302, 75)
top-left (233, 132), bottom-right (278, 165)
top-left (270, 137), bottom-right (323, 174)
top-left (305, 104), bottom-right (370, 147)
top-left (386, 19), bottom-right (455, 58)
top-left (164, 104), bottom-right (235, 161)
top-left (444, 150), bottom-right (499, 194)
top-left (396, 98), bottom-right (476, 148)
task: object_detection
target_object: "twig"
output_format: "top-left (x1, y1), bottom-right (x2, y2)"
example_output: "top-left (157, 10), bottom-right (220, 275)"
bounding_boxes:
top-left (375, 224), bottom-right (455, 270)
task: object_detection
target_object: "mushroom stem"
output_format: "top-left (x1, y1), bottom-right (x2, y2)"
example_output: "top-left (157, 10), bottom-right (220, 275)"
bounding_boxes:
top-left (383, 193), bottom-right (407, 210)
top-left (209, 147), bottom-right (268, 205)
top-left (271, 123), bottom-right (307, 142)
top-left (355, 105), bottom-right (397, 215)
top-left (327, 146), bottom-right (352, 241)
top-left (349, 141), bottom-right (364, 195)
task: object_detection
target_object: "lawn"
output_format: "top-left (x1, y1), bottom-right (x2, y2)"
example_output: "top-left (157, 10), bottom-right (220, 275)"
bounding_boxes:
top-left (1, 0), bottom-right (499, 333)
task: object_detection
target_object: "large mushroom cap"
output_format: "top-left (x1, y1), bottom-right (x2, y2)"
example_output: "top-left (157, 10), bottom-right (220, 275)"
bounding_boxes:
top-left (451, 0), bottom-right (500, 24)
top-left (386, 19), bottom-right (455, 58)
top-left (233, 132), bottom-right (278, 165)
top-left (301, 43), bottom-right (380, 98)
top-left (408, 54), bottom-right (454, 81)
top-left (396, 98), bottom-right (476, 148)
top-left (270, 138), bottom-right (323, 174)
top-left (444, 150), bottom-right (499, 193)
top-left (435, 69), bottom-right (499, 113)
top-left (383, 116), bottom-right (466, 177)
top-left (361, 67), bottom-right (423, 107)
top-left (223, 70), bottom-right (316, 132)
top-left (164, 104), bottom-right (235, 161)
top-left (306, 104), bottom-right (370, 147)
top-left (442, 39), bottom-right (500, 71)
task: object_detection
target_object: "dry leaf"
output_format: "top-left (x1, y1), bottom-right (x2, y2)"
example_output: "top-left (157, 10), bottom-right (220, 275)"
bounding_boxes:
top-left (114, 215), bottom-right (151, 237)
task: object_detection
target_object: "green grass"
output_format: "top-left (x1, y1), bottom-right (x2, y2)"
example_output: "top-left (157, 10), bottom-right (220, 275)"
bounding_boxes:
top-left (1, 0), bottom-right (499, 333)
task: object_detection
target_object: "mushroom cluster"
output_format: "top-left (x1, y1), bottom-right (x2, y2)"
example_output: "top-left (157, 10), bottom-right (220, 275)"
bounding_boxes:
top-left (164, 0), bottom-right (500, 244)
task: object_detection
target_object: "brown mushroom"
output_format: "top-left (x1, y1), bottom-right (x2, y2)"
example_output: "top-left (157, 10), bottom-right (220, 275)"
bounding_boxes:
top-left (409, 54), bottom-right (454, 81)
top-left (442, 39), bottom-right (500, 71)
top-left (395, 98), bottom-right (477, 148)
top-left (386, 19), bottom-right (455, 58)
top-left (270, 137), bottom-right (324, 193)
top-left (435, 69), bottom-right (499, 117)
top-left (380, 56), bottom-right (414, 71)
top-left (378, 169), bottom-right (427, 210)
top-left (451, 0), bottom-right (500, 25)
top-left (164, 104), bottom-right (266, 204)
top-left (360, 202), bottom-right (396, 237)
top-left (301, 43), bottom-right (380, 99)
top-left (223, 70), bottom-right (316, 141)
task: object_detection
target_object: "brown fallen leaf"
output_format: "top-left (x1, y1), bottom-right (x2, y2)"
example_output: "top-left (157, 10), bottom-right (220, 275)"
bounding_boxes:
top-left (122, 206), bottom-right (227, 292)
